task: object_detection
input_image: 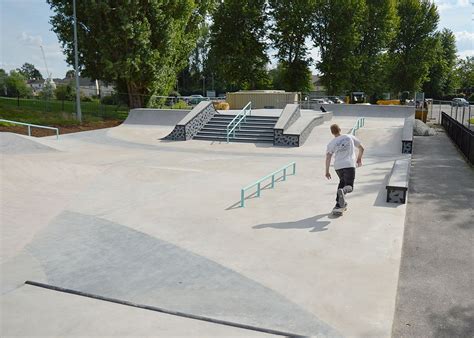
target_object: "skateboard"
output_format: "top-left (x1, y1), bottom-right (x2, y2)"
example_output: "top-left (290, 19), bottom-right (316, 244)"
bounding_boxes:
top-left (332, 206), bottom-right (347, 216)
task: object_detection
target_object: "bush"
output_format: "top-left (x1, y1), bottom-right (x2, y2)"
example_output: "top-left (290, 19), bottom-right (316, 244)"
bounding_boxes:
top-left (468, 93), bottom-right (474, 102)
top-left (171, 100), bottom-right (190, 109)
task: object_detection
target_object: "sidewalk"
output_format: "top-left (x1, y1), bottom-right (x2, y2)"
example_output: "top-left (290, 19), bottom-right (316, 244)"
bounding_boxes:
top-left (392, 130), bottom-right (474, 337)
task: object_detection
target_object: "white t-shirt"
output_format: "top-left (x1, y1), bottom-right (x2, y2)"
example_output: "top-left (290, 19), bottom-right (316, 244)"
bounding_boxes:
top-left (326, 134), bottom-right (361, 170)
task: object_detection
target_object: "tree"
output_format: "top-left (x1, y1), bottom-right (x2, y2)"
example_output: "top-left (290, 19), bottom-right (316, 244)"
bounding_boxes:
top-left (352, 0), bottom-right (398, 100)
top-left (17, 63), bottom-right (43, 81)
top-left (422, 29), bottom-right (458, 98)
top-left (387, 0), bottom-right (439, 93)
top-left (312, 0), bottom-right (367, 95)
top-left (208, 0), bottom-right (270, 91)
top-left (269, 0), bottom-right (316, 92)
top-left (47, 0), bottom-right (213, 108)
top-left (55, 83), bottom-right (75, 100)
top-left (456, 56), bottom-right (474, 92)
top-left (5, 71), bottom-right (32, 97)
top-left (0, 69), bottom-right (7, 96)
top-left (65, 70), bottom-right (75, 79)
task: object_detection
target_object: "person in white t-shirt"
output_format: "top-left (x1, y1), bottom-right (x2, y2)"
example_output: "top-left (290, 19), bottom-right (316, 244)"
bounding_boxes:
top-left (325, 124), bottom-right (364, 211)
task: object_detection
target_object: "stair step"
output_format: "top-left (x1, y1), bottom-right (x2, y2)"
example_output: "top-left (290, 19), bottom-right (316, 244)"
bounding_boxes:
top-left (200, 127), bottom-right (274, 134)
top-left (193, 135), bottom-right (274, 143)
top-left (207, 121), bottom-right (276, 127)
top-left (216, 114), bottom-right (279, 120)
top-left (196, 131), bottom-right (274, 138)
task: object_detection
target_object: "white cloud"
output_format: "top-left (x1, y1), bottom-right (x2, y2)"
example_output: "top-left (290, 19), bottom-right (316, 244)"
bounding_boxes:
top-left (20, 32), bottom-right (43, 46)
top-left (457, 49), bottom-right (474, 59)
top-left (435, 0), bottom-right (471, 12)
top-left (454, 30), bottom-right (474, 42)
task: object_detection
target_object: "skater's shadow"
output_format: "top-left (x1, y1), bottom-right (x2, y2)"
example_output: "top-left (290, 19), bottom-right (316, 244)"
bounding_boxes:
top-left (253, 213), bottom-right (332, 232)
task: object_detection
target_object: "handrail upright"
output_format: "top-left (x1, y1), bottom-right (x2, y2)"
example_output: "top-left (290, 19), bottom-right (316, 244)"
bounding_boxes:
top-left (226, 101), bottom-right (252, 143)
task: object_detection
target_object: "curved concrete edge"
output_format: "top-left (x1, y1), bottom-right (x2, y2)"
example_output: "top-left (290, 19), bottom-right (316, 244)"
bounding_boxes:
top-left (274, 104), bottom-right (300, 130)
top-left (164, 102), bottom-right (217, 141)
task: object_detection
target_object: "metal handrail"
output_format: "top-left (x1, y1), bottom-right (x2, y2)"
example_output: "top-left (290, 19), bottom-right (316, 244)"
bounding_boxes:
top-left (350, 117), bottom-right (365, 135)
top-left (240, 162), bottom-right (296, 207)
top-left (0, 119), bottom-right (59, 139)
top-left (226, 101), bottom-right (252, 143)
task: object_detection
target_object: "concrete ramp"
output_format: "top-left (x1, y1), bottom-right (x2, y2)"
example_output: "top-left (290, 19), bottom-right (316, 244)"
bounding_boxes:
top-left (0, 132), bottom-right (58, 155)
top-left (107, 109), bottom-right (192, 144)
top-left (123, 109), bottom-right (190, 126)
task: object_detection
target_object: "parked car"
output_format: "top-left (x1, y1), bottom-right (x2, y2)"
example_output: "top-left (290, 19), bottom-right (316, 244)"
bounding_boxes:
top-left (186, 94), bottom-right (208, 105)
top-left (332, 97), bottom-right (344, 104)
top-left (451, 98), bottom-right (469, 107)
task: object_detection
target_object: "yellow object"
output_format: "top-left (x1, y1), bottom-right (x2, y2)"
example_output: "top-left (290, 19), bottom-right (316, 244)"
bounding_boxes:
top-left (377, 99), bottom-right (401, 105)
top-left (213, 101), bottom-right (230, 110)
top-left (415, 110), bottom-right (427, 123)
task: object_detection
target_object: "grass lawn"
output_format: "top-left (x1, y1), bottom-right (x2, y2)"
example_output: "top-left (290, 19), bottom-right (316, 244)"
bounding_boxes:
top-left (0, 96), bottom-right (129, 126)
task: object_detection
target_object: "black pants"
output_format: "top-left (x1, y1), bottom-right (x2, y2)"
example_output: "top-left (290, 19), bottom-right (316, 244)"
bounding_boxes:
top-left (335, 167), bottom-right (355, 204)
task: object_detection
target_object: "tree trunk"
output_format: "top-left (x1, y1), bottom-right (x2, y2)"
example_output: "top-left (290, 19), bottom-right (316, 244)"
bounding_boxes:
top-left (127, 81), bottom-right (144, 109)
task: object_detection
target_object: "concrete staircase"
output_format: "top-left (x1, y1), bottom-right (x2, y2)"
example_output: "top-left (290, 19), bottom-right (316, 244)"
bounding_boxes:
top-left (193, 114), bottom-right (278, 143)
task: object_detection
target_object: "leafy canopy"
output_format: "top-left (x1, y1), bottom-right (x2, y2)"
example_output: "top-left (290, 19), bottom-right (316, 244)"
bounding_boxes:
top-left (47, 0), bottom-right (213, 107)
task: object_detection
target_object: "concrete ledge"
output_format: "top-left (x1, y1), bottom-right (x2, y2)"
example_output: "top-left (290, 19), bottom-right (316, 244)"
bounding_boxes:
top-left (165, 102), bottom-right (217, 141)
top-left (274, 104), bottom-right (300, 130)
top-left (386, 159), bottom-right (410, 203)
top-left (402, 116), bottom-right (415, 154)
top-left (274, 115), bottom-right (324, 147)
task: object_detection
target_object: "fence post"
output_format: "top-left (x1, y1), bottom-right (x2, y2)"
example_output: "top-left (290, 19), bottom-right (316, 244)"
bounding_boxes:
top-left (283, 168), bottom-right (287, 181)
top-left (257, 183), bottom-right (261, 197)
top-left (240, 189), bottom-right (245, 208)
top-left (17, 95), bottom-right (20, 107)
top-left (27, 125), bottom-right (31, 136)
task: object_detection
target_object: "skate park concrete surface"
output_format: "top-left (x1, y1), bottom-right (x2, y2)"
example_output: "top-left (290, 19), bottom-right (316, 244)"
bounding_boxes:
top-left (1, 106), bottom-right (411, 337)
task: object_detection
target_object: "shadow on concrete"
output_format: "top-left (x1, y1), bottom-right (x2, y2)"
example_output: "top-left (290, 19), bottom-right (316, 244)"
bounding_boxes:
top-left (429, 304), bottom-right (474, 338)
top-left (226, 176), bottom-right (287, 210)
top-left (253, 213), bottom-right (332, 232)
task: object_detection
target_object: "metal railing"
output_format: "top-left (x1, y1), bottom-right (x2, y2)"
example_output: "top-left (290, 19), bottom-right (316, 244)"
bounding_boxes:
top-left (226, 101), bottom-right (252, 143)
top-left (350, 117), bottom-right (365, 135)
top-left (441, 112), bottom-right (474, 164)
top-left (429, 100), bottom-right (472, 128)
top-left (240, 162), bottom-right (296, 207)
top-left (0, 119), bottom-right (59, 139)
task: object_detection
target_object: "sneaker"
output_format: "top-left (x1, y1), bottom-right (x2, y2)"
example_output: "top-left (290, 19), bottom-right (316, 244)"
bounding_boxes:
top-left (337, 188), bottom-right (346, 208)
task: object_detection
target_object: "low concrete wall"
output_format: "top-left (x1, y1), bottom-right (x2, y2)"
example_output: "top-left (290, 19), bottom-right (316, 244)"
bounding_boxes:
top-left (321, 104), bottom-right (415, 118)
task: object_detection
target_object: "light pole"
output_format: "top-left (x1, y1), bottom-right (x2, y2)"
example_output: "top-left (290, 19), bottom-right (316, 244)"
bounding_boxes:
top-left (73, 0), bottom-right (82, 122)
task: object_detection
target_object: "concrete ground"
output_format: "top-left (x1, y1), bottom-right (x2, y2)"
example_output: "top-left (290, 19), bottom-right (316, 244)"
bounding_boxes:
top-left (392, 130), bottom-right (474, 337)
top-left (1, 109), bottom-right (409, 337)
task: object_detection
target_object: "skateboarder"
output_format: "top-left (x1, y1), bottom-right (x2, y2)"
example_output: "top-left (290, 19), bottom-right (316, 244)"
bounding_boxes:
top-left (325, 124), bottom-right (364, 214)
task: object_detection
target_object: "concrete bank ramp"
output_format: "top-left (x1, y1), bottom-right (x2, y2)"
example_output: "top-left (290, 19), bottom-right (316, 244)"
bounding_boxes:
top-left (0, 132), bottom-right (58, 155)
top-left (108, 109), bottom-right (191, 143)
top-left (122, 108), bottom-right (190, 126)
top-left (25, 211), bottom-right (341, 337)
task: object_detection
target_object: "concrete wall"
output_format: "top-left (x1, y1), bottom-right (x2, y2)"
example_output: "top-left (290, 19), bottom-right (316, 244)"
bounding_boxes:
top-left (321, 104), bottom-right (415, 118)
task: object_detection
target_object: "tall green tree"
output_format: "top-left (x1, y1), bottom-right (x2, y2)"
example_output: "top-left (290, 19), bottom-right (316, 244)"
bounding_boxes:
top-left (353, 0), bottom-right (398, 100)
top-left (387, 0), bottom-right (439, 93)
top-left (5, 71), bottom-right (32, 97)
top-left (422, 29), bottom-right (458, 98)
top-left (47, 0), bottom-right (213, 108)
top-left (312, 0), bottom-right (367, 95)
top-left (269, 0), bottom-right (316, 92)
top-left (208, 0), bottom-right (269, 91)
top-left (17, 63), bottom-right (43, 81)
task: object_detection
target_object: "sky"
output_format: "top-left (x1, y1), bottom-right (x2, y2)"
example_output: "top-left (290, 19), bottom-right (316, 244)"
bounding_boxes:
top-left (0, 0), bottom-right (472, 79)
